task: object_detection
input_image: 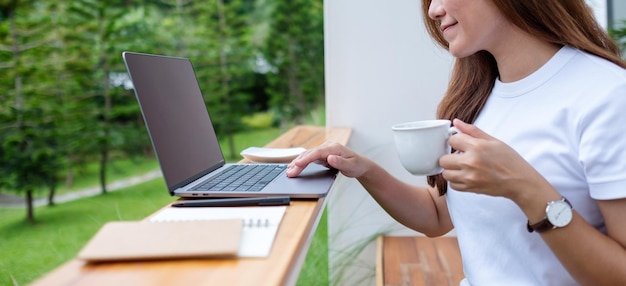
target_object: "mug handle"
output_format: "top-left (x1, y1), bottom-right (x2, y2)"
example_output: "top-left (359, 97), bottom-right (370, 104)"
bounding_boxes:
top-left (448, 126), bottom-right (461, 137)
top-left (448, 126), bottom-right (463, 154)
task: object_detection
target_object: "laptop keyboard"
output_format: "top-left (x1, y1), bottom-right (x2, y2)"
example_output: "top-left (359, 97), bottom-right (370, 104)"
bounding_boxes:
top-left (192, 164), bottom-right (286, 192)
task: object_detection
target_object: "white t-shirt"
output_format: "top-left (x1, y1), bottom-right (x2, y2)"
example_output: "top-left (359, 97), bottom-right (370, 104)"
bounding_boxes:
top-left (447, 46), bottom-right (626, 286)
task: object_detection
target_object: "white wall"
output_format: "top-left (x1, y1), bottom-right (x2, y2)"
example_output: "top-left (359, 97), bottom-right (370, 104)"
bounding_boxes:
top-left (324, 0), bottom-right (452, 285)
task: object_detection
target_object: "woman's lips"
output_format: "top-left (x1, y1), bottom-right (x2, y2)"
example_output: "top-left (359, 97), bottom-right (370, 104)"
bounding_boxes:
top-left (441, 23), bottom-right (456, 33)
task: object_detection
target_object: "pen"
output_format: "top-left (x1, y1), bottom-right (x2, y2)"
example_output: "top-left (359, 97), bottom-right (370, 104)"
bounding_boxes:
top-left (171, 196), bottom-right (291, 207)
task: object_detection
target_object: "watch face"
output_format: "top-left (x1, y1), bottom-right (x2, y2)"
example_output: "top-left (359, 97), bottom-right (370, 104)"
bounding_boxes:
top-left (547, 200), bottom-right (573, 227)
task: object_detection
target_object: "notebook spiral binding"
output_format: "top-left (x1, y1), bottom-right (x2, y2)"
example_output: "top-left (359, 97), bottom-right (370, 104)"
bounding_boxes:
top-left (244, 218), bottom-right (271, 227)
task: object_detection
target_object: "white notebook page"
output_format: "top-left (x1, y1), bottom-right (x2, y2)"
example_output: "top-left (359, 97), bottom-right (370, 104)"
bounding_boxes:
top-left (148, 206), bottom-right (287, 257)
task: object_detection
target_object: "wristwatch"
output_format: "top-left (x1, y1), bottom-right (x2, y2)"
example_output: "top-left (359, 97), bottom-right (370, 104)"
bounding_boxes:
top-left (526, 197), bottom-right (573, 233)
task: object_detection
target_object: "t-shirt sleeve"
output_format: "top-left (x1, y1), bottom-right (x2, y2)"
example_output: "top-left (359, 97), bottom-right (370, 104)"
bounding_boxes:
top-left (578, 81), bottom-right (626, 200)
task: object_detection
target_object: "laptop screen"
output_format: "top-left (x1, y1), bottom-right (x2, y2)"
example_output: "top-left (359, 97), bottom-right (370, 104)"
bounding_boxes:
top-left (123, 52), bottom-right (225, 193)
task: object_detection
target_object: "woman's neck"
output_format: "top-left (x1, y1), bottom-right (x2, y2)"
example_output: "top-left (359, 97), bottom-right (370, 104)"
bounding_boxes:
top-left (490, 30), bottom-right (561, 83)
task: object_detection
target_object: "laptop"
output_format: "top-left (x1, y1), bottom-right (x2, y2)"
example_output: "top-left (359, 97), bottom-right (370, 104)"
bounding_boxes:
top-left (122, 51), bottom-right (336, 198)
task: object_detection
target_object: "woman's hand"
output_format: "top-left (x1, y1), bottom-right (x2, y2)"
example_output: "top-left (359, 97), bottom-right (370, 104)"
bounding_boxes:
top-left (286, 141), bottom-right (371, 178)
top-left (439, 119), bottom-right (549, 202)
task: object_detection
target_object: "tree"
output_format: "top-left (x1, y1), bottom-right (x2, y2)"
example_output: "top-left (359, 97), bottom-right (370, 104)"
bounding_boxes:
top-left (263, 0), bottom-right (324, 127)
top-left (183, 0), bottom-right (256, 160)
top-left (64, 0), bottom-right (158, 194)
top-left (0, 0), bottom-right (65, 222)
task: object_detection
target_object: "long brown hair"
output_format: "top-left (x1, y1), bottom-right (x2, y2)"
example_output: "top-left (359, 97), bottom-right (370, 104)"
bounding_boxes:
top-left (420, 0), bottom-right (626, 196)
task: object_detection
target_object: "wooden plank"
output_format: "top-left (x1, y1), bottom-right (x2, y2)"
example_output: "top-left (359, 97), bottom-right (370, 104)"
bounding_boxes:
top-left (434, 237), bottom-right (465, 284)
top-left (379, 236), bottom-right (463, 286)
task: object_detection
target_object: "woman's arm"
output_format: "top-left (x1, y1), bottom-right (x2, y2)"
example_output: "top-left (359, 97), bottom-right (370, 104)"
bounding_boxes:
top-left (356, 159), bottom-right (453, 236)
top-left (287, 141), bottom-right (453, 236)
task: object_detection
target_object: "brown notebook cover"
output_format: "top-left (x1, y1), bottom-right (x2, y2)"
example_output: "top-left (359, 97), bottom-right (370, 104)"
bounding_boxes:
top-left (77, 219), bottom-right (242, 262)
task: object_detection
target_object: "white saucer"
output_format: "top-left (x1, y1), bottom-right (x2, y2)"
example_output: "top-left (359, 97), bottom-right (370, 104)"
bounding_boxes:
top-left (240, 147), bottom-right (306, 163)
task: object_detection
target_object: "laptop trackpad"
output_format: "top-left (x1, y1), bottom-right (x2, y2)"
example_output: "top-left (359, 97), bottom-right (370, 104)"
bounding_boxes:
top-left (297, 163), bottom-right (338, 178)
top-left (261, 163), bottom-right (336, 198)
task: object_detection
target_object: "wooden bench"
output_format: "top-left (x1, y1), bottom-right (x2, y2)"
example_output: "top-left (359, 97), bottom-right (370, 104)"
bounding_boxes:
top-left (376, 236), bottom-right (464, 286)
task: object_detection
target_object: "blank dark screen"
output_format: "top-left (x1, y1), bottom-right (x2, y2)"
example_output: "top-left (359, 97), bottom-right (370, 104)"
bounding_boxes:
top-left (123, 52), bottom-right (225, 192)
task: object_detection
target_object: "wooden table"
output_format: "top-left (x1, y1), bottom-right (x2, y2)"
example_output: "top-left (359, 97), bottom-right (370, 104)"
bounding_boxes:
top-left (32, 125), bottom-right (352, 286)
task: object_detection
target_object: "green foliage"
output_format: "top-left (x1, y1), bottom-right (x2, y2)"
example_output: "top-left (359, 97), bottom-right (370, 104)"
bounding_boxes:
top-left (0, 114), bottom-right (61, 191)
top-left (192, 0), bottom-right (259, 159)
top-left (609, 20), bottom-right (626, 56)
top-left (0, 0), bottom-right (325, 221)
top-left (63, 0), bottom-right (156, 194)
top-left (241, 111), bottom-right (275, 129)
top-left (0, 1), bottom-right (66, 221)
top-left (263, 0), bottom-right (325, 126)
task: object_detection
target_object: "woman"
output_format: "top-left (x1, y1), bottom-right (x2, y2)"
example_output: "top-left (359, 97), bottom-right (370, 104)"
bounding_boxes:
top-left (287, 0), bottom-right (626, 285)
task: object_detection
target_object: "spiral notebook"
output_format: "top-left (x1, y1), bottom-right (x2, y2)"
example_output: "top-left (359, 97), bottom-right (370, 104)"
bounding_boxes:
top-left (148, 206), bottom-right (287, 257)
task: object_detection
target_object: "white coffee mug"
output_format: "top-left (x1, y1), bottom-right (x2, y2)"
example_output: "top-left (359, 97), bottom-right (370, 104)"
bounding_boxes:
top-left (392, 119), bottom-right (459, 176)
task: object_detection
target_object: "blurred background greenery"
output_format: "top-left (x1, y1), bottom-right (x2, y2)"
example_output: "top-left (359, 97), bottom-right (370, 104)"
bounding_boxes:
top-left (0, 0), bottom-right (324, 221)
top-left (0, 0), bottom-right (328, 285)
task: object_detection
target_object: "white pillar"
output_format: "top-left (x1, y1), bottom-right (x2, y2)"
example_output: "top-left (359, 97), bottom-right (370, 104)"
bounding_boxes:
top-left (324, 0), bottom-right (452, 285)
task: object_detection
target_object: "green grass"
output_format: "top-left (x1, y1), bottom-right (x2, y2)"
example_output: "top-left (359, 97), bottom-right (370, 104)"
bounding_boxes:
top-left (297, 209), bottom-right (329, 285)
top-left (40, 156), bottom-right (161, 197)
top-left (0, 179), bottom-right (174, 285)
top-left (0, 125), bottom-right (329, 286)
